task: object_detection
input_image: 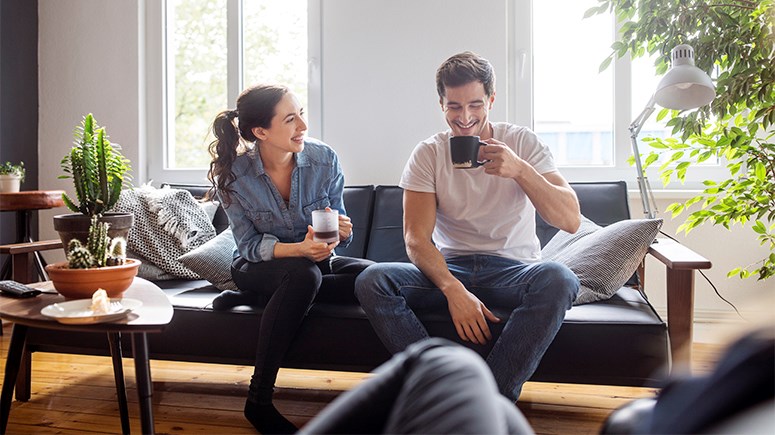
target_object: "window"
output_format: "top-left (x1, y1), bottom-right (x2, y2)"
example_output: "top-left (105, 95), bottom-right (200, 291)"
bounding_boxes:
top-left (147, 0), bottom-right (721, 189)
top-left (529, 0), bottom-right (722, 189)
top-left (147, 0), bottom-right (315, 182)
top-left (167, 0), bottom-right (228, 170)
top-left (533, 0), bottom-right (614, 167)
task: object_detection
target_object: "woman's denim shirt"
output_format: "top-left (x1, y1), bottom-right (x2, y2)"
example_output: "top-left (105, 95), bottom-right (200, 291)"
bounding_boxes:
top-left (218, 139), bottom-right (352, 262)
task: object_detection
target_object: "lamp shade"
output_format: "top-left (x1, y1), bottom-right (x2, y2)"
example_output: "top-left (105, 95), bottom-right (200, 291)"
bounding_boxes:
top-left (654, 44), bottom-right (716, 110)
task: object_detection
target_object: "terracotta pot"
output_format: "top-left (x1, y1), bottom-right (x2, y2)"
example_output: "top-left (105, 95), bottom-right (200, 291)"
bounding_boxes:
top-left (44, 258), bottom-right (141, 299)
top-left (53, 212), bottom-right (134, 251)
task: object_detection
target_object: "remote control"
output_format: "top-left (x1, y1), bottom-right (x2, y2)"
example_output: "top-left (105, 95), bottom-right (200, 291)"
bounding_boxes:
top-left (0, 280), bottom-right (41, 298)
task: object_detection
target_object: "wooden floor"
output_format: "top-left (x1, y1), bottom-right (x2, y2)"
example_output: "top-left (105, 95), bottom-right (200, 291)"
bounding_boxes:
top-left (0, 322), bottom-right (721, 434)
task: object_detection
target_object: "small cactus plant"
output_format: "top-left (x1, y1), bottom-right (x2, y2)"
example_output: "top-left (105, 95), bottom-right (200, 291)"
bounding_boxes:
top-left (67, 239), bottom-right (95, 269)
top-left (66, 217), bottom-right (127, 268)
top-left (106, 237), bottom-right (127, 266)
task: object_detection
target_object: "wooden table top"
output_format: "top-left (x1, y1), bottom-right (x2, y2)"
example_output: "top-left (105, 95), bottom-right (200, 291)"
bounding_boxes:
top-left (0, 190), bottom-right (66, 212)
top-left (0, 277), bottom-right (173, 333)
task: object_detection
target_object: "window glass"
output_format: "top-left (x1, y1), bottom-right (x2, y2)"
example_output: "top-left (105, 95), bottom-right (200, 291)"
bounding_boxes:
top-left (533, 0), bottom-right (614, 166)
top-left (165, 0), bottom-right (307, 171)
top-left (243, 0), bottom-right (308, 111)
top-left (167, 0), bottom-right (227, 169)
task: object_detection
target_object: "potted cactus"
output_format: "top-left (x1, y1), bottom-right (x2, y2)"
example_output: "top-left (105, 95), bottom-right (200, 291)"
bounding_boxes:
top-left (0, 161), bottom-right (25, 193)
top-left (66, 216), bottom-right (128, 268)
top-left (53, 114), bottom-right (134, 249)
top-left (45, 216), bottom-right (141, 299)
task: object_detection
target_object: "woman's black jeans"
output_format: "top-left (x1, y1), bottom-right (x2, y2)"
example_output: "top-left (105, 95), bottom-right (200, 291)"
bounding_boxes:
top-left (231, 255), bottom-right (374, 404)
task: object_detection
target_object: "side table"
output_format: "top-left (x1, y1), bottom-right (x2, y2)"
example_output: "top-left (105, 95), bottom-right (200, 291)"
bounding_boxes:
top-left (0, 277), bottom-right (173, 435)
top-left (0, 190), bottom-right (65, 282)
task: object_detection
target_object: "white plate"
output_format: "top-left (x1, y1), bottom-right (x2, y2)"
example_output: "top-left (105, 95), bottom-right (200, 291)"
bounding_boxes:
top-left (40, 298), bottom-right (143, 325)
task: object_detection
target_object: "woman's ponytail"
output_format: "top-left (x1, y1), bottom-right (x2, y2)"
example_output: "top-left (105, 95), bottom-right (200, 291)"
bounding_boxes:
top-left (207, 109), bottom-right (241, 204)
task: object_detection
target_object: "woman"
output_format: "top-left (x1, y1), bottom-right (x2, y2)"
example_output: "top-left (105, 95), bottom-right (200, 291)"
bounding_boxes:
top-left (208, 84), bottom-right (373, 433)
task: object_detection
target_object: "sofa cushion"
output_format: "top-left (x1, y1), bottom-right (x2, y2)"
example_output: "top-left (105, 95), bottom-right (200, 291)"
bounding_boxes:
top-left (115, 184), bottom-right (216, 279)
top-left (162, 182), bottom-right (230, 233)
top-left (335, 185), bottom-right (375, 259)
top-left (540, 215), bottom-right (600, 259)
top-left (544, 217), bottom-right (663, 305)
top-left (366, 186), bottom-right (409, 262)
top-left (178, 229), bottom-right (238, 291)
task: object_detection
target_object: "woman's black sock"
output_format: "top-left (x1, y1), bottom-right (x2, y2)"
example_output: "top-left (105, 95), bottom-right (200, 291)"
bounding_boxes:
top-left (244, 400), bottom-right (297, 434)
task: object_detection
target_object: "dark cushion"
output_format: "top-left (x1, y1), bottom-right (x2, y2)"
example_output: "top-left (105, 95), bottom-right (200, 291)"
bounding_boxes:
top-left (335, 185), bottom-right (375, 259)
top-left (366, 186), bottom-right (409, 262)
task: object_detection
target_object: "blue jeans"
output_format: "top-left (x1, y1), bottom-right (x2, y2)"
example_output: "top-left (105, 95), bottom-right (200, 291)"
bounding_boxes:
top-left (354, 254), bottom-right (579, 401)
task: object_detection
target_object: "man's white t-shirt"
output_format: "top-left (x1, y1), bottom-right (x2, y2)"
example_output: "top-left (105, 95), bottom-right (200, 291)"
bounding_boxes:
top-left (399, 122), bottom-right (556, 262)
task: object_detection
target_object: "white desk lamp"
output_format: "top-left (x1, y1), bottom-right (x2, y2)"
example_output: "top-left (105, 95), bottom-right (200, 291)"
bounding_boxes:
top-left (629, 44), bottom-right (716, 219)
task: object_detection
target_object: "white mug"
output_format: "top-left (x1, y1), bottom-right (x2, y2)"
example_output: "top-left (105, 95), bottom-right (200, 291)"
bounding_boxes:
top-left (311, 209), bottom-right (339, 243)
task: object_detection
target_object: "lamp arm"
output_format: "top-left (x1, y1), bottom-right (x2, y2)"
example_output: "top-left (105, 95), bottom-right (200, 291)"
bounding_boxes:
top-left (629, 95), bottom-right (659, 219)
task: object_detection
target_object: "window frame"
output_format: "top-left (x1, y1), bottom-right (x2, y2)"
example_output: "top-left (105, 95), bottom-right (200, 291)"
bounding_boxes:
top-left (145, 0), bottom-right (320, 184)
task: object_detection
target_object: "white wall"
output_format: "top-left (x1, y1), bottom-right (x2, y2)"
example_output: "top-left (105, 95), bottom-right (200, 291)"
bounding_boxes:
top-left (38, 0), bottom-right (142, 260)
top-left (320, 0), bottom-right (509, 185)
top-left (36, 0), bottom-right (770, 340)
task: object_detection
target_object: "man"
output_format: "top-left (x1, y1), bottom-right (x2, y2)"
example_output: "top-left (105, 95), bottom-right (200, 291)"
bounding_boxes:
top-left (355, 51), bottom-right (581, 401)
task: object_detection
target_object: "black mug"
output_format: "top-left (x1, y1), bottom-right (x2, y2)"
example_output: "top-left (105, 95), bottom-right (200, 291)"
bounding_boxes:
top-left (450, 136), bottom-right (487, 169)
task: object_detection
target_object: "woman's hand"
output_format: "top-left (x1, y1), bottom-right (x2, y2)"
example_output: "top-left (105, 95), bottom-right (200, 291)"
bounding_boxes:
top-left (322, 207), bottom-right (352, 242)
top-left (338, 213), bottom-right (353, 242)
top-left (299, 226), bottom-right (338, 262)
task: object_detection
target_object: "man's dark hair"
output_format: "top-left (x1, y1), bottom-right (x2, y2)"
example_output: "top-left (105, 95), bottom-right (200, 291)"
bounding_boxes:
top-left (436, 51), bottom-right (496, 99)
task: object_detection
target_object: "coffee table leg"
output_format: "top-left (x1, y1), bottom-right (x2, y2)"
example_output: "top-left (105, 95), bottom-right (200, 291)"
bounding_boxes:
top-left (131, 333), bottom-right (155, 435)
top-left (1, 324), bottom-right (28, 435)
top-left (108, 332), bottom-right (131, 435)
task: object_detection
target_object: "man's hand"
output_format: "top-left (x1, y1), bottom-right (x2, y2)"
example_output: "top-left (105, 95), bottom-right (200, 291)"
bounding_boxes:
top-left (444, 282), bottom-right (501, 345)
top-left (479, 138), bottom-right (526, 179)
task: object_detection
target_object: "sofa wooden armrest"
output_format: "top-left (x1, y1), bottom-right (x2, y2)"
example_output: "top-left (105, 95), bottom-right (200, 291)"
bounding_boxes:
top-left (647, 238), bottom-right (712, 367)
top-left (0, 240), bottom-right (63, 284)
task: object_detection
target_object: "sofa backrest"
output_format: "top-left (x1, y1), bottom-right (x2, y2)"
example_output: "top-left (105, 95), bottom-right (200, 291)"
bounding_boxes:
top-left (356, 181), bottom-right (632, 262)
top-left (162, 181), bottom-right (631, 262)
top-left (364, 186), bottom-right (408, 262)
top-left (335, 185), bottom-right (375, 258)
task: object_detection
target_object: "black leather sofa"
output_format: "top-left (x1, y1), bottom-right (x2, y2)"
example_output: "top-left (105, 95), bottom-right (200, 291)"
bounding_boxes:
top-left (12, 181), bottom-right (698, 401)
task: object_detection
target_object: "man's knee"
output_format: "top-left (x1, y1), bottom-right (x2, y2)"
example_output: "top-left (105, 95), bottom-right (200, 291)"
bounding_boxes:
top-left (354, 263), bottom-right (394, 302)
top-left (536, 261), bottom-right (579, 302)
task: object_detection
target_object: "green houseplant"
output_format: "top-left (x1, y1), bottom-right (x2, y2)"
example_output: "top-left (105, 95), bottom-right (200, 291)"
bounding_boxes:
top-left (586, 0), bottom-right (775, 280)
top-left (54, 114), bottom-right (135, 251)
top-left (60, 113), bottom-right (131, 216)
top-left (0, 161), bottom-right (25, 193)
